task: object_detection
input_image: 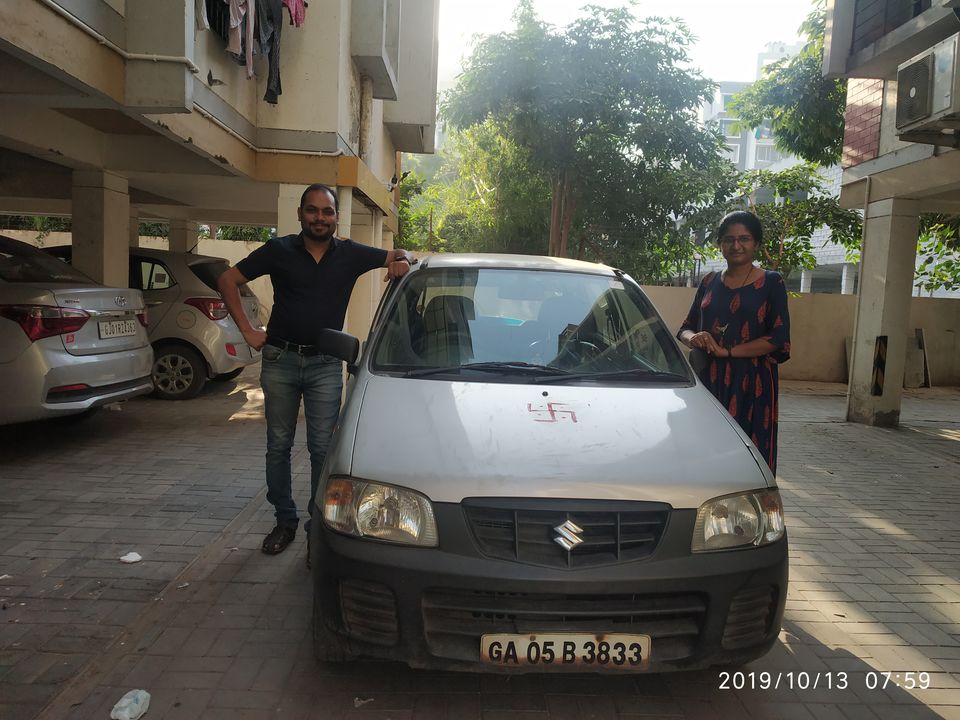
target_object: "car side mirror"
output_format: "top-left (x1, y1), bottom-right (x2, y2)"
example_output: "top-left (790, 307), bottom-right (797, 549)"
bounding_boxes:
top-left (316, 328), bottom-right (360, 365)
top-left (346, 340), bottom-right (367, 376)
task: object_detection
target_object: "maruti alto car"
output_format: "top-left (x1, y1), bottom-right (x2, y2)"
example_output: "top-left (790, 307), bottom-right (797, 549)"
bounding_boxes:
top-left (0, 235), bottom-right (153, 425)
top-left (310, 254), bottom-right (787, 672)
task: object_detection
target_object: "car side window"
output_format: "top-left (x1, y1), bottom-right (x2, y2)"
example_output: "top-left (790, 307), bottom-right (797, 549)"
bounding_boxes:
top-left (131, 259), bottom-right (174, 290)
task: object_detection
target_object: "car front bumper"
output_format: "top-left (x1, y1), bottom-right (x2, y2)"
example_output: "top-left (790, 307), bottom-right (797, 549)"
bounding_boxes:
top-left (310, 503), bottom-right (788, 673)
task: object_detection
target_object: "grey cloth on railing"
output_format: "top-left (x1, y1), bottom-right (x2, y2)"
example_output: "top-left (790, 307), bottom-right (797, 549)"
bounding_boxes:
top-left (257, 0), bottom-right (283, 104)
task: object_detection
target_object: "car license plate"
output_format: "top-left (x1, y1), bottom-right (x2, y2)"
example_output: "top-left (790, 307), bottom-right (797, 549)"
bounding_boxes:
top-left (98, 319), bottom-right (137, 339)
top-left (480, 633), bottom-right (651, 670)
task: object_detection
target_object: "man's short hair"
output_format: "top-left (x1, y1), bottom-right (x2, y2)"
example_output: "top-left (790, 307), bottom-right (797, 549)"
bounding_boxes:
top-left (300, 184), bottom-right (339, 213)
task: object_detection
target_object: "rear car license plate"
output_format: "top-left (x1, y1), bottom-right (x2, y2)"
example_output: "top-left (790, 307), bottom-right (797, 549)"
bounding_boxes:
top-left (98, 319), bottom-right (137, 339)
top-left (480, 633), bottom-right (651, 670)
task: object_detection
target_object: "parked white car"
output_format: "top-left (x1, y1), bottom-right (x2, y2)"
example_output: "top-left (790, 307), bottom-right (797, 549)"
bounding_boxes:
top-left (47, 246), bottom-right (262, 399)
top-left (0, 235), bottom-right (153, 425)
top-left (309, 253), bottom-right (788, 673)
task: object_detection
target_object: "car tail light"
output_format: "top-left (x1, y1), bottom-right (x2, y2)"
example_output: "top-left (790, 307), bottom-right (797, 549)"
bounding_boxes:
top-left (184, 297), bottom-right (229, 321)
top-left (49, 383), bottom-right (90, 394)
top-left (225, 343), bottom-right (237, 357)
top-left (137, 309), bottom-right (148, 327)
top-left (0, 305), bottom-right (89, 342)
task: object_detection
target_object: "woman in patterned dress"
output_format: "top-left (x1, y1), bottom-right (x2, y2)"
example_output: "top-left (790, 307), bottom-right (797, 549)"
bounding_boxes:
top-left (678, 211), bottom-right (791, 474)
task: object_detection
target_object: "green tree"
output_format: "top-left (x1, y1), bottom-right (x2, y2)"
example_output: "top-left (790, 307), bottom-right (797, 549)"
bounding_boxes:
top-left (442, 1), bottom-right (726, 268)
top-left (914, 217), bottom-right (960, 294)
top-left (139, 221), bottom-right (169, 238)
top-left (218, 225), bottom-right (273, 242)
top-left (397, 121), bottom-right (550, 255)
top-left (691, 164), bottom-right (862, 280)
top-left (728, 1), bottom-right (845, 166)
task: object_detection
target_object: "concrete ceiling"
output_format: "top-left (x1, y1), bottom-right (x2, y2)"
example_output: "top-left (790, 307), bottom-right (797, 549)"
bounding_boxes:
top-left (0, 45), bottom-right (281, 225)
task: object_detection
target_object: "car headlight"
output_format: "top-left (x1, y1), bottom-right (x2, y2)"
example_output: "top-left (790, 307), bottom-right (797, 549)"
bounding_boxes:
top-left (692, 489), bottom-right (784, 552)
top-left (322, 476), bottom-right (438, 547)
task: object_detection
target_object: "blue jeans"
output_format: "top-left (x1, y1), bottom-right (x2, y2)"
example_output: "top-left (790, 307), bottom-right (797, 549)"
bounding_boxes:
top-left (260, 345), bottom-right (343, 532)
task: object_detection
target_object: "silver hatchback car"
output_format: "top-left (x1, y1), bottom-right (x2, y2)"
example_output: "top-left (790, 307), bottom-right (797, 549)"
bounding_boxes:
top-left (0, 235), bottom-right (153, 425)
top-left (48, 246), bottom-right (262, 400)
top-left (310, 254), bottom-right (787, 673)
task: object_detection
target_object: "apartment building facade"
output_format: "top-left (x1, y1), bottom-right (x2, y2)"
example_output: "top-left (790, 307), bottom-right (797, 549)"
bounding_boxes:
top-left (0, 0), bottom-right (439, 337)
top-left (824, 0), bottom-right (960, 425)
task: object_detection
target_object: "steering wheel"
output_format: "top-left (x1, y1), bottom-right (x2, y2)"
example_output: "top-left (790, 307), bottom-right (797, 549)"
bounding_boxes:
top-left (558, 338), bottom-right (602, 365)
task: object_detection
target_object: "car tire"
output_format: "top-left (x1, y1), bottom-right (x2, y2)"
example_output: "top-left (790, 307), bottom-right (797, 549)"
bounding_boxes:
top-left (152, 343), bottom-right (207, 400)
top-left (312, 595), bottom-right (349, 663)
top-left (212, 368), bottom-right (244, 382)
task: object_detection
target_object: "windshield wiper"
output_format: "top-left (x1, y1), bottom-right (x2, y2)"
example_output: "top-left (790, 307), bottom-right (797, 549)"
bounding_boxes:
top-left (533, 368), bottom-right (689, 384)
top-left (402, 361), bottom-right (571, 378)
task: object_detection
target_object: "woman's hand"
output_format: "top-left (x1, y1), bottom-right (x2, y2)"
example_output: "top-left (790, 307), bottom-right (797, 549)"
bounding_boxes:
top-left (689, 331), bottom-right (724, 355)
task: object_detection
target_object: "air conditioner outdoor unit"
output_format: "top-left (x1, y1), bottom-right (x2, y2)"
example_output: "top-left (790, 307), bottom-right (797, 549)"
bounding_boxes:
top-left (896, 33), bottom-right (960, 144)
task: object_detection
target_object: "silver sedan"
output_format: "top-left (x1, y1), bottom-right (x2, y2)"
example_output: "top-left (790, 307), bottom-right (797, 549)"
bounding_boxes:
top-left (0, 236), bottom-right (153, 425)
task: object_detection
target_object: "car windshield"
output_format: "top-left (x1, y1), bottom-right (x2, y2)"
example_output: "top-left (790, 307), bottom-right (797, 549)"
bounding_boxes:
top-left (371, 266), bottom-right (690, 383)
top-left (0, 237), bottom-right (95, 284)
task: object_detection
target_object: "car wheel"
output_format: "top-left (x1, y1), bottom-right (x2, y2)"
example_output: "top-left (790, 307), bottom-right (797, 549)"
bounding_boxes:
top-left (212, 368), bottom-right (244, 382)
top-left (152, 344), bottom-right (207, 400)
top-left (312, 594), bottom-right (349, 662)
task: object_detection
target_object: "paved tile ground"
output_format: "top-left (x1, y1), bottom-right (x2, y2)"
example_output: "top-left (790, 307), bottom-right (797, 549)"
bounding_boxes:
top-left (1, 372), bottom-right (958, 719)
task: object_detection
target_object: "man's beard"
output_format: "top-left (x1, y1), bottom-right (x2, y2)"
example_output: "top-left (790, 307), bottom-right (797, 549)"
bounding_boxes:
top-left (302, 224), bottom-right (334, 242)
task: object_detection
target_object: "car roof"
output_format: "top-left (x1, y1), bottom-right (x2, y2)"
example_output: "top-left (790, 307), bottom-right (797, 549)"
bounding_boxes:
top-left (44, 244), bottom-right (227, 265)
top-left (128, 247), bottom-right (227, 264)
top-left (417, 253), bottom-right (619, 276)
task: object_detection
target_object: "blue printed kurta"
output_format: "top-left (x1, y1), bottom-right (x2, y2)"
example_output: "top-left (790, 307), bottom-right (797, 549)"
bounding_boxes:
top-left (679, 270), bottom-right (791, 474)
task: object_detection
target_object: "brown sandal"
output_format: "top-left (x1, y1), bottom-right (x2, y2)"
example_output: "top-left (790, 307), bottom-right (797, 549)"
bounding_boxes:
top-left (261, 524), bottom-right (296, 555)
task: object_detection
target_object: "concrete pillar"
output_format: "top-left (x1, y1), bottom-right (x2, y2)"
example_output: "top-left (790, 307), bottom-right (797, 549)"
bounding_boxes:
top-left (336, 186), bottom-right (354, 240)
top-left (169, 219), bottom-right (197, 254)
top-left (841, 262), bottom-right (856, 294)
top-left (71, 170), bottom-right (129, 287)
top-left (383, 229), bottom-right (394, 253)
top-left (372, 212), bottom-right (384, 250)
top-left (278, 183), bottom-right (302, 236)
top-left (345, 206), bottom-right (377, 341)
top-left (799, 269), bottom-right (813, 293)
top-left (129, 207), bottom-right (140, 247)
top-left (846, 198), bottom-right (920, 427)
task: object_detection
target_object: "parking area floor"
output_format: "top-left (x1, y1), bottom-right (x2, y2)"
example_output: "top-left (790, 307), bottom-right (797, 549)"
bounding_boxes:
top-left (1, 371), bottom-right (959, 720)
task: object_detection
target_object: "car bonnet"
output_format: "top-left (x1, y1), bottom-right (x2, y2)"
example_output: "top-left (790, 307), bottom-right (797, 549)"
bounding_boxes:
top-left (349, 375), bottom-right (771, 509)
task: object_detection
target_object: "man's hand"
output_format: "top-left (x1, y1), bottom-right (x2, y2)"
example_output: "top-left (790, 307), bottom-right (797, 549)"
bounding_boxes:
top-left (243, 328), bottom-right (268, 350)
top-left (385, 258), bottom-right (412, 281)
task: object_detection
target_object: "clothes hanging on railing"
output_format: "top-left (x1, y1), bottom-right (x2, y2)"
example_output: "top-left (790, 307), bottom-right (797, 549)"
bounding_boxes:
top-left (226, 0), bottom-right (257, 78)
top-left (204, 0), bottom-right (230, 42)
top-left (195, 0), bottom-right (211, 31)
top-left (282, 0), bottom-right (305, 27)
top-left (257, 0), bottom-right (283, 104)
top-left (204, 0), bottom-right (301, 104)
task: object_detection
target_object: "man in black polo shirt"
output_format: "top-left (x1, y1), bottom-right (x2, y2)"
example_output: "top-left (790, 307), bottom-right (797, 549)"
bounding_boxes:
top-left (219, 184), bottom-right (413, 556)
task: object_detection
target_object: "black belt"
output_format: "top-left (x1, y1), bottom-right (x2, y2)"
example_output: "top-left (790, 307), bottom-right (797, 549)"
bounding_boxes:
top-left (265, 337), bottom-right (321, 355)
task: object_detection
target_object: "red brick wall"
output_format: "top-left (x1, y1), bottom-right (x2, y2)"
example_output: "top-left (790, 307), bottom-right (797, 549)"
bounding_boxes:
top-left (843, 78), bottom-right (883, 168)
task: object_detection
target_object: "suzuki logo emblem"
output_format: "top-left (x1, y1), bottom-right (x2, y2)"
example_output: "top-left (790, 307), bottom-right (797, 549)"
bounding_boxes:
top-left (553, 520), bottom-right (584, 551)
top-left (114, 296), bottom-right (128, 307)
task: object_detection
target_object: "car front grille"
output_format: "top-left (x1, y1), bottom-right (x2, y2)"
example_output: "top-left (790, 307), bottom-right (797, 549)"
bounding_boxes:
top-left (463, 505), bottom-right (668, 568)
top-left (339, 578), bottom-right (399, 646)
top-left (722, 585), bottom-right (778, 650)
top-left (422, 589), bottom-right (707, 663)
